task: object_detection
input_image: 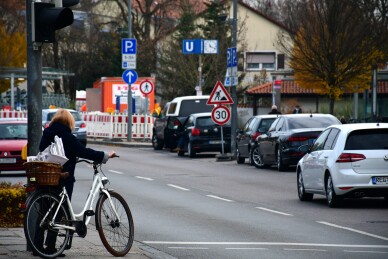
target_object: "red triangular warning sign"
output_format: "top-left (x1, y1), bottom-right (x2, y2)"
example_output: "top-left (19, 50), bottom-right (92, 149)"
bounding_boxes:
top-left (207, 80), bottom-right (234, 105)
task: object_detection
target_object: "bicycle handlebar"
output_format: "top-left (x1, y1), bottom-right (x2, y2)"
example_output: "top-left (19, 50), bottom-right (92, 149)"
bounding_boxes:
top-left (76, 154), bottom-right (119, 165)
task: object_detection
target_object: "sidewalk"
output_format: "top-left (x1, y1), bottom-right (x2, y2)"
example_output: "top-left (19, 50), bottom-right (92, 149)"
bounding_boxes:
top-left (0, 227), bottom-right (176, 259)
top-left (0, 138), bottom-right (176, 258)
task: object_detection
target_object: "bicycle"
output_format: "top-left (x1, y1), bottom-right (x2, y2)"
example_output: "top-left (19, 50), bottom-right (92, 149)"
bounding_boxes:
top-left (23, 157), bottom-right (134, 258)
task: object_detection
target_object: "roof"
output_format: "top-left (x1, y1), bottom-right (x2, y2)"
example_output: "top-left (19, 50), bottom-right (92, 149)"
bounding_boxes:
top-left (171, 95), bottom-right (210, 102)
top-left (163, 0), bottom-right (290, 38)
top-left (328, 123), bottom-right (388, 132)
top-left (278, 113), bottom-right (338, 118)
top-left (253, 114), bottom-right (281, 119)
top-left (246, 80), bottom-right (388, 95)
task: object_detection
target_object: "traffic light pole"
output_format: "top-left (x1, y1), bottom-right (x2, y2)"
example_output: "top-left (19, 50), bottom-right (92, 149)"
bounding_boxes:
top-left (26, 0), bottom-right (43, 157)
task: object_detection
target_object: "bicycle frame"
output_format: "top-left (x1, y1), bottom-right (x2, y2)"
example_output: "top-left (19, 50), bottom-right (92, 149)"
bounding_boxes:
top-left (45, 161), bottom-right (121, 233)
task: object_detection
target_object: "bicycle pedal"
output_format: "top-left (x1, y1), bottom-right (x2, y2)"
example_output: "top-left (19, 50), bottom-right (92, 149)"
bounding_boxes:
top-left (85, 210), bottom-right (95, 216)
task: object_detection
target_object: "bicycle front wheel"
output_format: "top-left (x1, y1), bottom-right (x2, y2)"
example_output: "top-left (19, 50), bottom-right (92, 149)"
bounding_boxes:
top-left (95, 191), bottom-right (134, 256)
top-left (24, 192), bottom-right (71, 258)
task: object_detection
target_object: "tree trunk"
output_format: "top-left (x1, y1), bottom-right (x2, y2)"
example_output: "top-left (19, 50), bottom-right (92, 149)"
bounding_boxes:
top-left (329, 98), bottom-right (335, 114)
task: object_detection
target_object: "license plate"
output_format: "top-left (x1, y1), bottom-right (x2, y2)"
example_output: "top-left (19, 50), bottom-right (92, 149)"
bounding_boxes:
top-left (209, 140), bottom-right (224, 144)
top-left (372, 176), bottom-right (388, 185)
top-left (0, 158), bottom-right (16, 164)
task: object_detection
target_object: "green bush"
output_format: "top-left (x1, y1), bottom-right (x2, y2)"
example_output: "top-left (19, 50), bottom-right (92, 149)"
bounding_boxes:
top-left (0, 182), bottom-right (27, 227)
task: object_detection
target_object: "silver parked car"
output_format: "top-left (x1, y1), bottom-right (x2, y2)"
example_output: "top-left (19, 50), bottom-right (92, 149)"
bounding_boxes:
top-left (42, 109), bottom-right (87, 146)
top-left (297, 123), bottom-right (388, 207)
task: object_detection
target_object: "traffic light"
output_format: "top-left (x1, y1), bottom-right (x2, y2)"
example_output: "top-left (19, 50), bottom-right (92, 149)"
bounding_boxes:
top-left (31, 0), bottom-right (79, 43)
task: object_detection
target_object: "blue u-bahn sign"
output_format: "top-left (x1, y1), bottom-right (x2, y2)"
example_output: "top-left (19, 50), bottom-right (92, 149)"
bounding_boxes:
top-left (182, 39), bottom-right (203, 54)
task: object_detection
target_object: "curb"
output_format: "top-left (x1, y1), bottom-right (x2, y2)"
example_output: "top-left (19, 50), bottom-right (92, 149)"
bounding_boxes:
top-left (0, 227), bottom-right (176, 259)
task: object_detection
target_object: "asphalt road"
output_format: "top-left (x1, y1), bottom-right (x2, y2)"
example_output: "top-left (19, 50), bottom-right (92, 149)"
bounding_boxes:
top-left (2, 144), bottom-right (388, 259)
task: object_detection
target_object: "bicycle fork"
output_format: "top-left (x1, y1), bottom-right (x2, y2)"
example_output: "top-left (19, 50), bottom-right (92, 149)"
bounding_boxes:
top-left (101, 189), bottom-right (122, 226)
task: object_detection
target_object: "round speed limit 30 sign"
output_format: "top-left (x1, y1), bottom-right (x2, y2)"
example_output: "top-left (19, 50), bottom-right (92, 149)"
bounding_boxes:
top-left (211, 105), bottom-right (231, 125)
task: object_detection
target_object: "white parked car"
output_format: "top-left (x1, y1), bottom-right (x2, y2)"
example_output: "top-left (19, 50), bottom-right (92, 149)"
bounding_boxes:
top-left (296, 123), bottom-right (388, 207)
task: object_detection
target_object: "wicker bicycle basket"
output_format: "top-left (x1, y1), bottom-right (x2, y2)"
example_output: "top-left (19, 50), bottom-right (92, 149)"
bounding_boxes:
top-left (24, 161), bottom-right (63, 186)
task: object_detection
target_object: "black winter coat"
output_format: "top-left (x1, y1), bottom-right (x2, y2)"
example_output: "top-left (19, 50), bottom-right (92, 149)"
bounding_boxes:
top-left (40, 121), bottom-right (105, 183)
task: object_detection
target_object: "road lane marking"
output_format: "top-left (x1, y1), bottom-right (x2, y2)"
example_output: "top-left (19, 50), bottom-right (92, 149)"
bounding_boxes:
top-left (143, 241), bottom-right (388, 248)
top-left (109, 170), bottom-right (123, 174)
top-left (317, 221), bottom-right (388, 241)
top-left (168, 247), bottom-right (208, 250)
top-left (344, 250), bottom-right (388, 254)
top-left (206, 195), bottom-right (233, 202)
top-left (255, 207), bottom-right (293, 216)
top-left (135, 176), bottom-right (154, 181)
top-left (225, 248), bottom-right (268, 250)
top-left (167, 184), bottom-right (190, 191)
top-left (284, 248), bottom-right (326, 252)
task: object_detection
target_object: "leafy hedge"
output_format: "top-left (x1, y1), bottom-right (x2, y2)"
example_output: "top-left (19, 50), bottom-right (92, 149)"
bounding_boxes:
top-left (0, 182), bottom-right (27, 227)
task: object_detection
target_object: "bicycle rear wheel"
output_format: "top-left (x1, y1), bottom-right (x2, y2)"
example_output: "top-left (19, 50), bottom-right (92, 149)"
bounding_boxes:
top-left (95, 191), bottom-right (134, 256)
top-left (24, 192), bottom-right (71, 258)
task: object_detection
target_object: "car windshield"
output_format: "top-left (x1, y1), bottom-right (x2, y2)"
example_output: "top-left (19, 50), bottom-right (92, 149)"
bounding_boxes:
top-left (345, 129), bottom-right (388, 150)
top-left (288, 116), bottom-right (339, 129)
top-left (0, 124), bottom-right (27, 139)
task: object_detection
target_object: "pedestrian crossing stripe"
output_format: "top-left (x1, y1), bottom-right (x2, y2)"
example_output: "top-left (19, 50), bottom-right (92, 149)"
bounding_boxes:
top-left (207, 80), bottom-right (234, 105)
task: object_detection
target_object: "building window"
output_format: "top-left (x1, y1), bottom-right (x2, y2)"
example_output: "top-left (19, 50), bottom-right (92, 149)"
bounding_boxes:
top-left (245, 52), bottom-right (276, 71)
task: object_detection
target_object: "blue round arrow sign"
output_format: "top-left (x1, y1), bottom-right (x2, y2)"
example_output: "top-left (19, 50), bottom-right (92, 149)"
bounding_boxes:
top-left (122, 69), bottom-right (138, 84)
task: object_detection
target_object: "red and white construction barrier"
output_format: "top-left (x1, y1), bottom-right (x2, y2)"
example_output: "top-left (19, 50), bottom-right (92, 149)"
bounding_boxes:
top-left (1, 110), bottom-right (154, 140)
top-left (81, 112), bottom-right (154, 139)
top-left (0, 110), bottom-right (28, 118)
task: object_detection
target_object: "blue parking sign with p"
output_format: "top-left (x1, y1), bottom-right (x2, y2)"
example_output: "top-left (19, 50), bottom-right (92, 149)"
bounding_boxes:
top-left (227, 47), bottom-right (237, 67)
top-left (122, 38), bottom-right (137, 54)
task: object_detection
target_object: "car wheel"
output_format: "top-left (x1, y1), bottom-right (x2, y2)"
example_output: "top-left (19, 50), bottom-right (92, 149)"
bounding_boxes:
top-left (236, 148), bottom-right (245, 164)
top-left (250, 145), bottom-right (268, 169)
top-left (326, 174), bottom-right (341, 208)
top-left (297, 170), bottom-right (313, 201)
top-left (276, 148), bottom-right (288, 171)
top-left (152, 134), bottom-right (163, 150)
top-left (188, 142), bottom-right (196, 158)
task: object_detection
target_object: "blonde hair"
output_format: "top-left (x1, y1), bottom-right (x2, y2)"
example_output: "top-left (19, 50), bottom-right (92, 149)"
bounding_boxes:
top-left (49, 109), bottom-right (75, 130)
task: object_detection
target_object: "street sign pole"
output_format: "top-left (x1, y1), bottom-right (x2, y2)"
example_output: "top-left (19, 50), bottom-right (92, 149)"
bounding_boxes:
top-left (230, 0), bottom-right (238, 159)
top-left (144, 94), bottom-right (148, 141)
top-left (139, 80), bottom-right (154, 141)
top-left (127, 0), bottom-right (132, 141)
top-left (211, 105), bottom-right (232, 161)
top-left (198, 55), bottom-right (202, 96)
